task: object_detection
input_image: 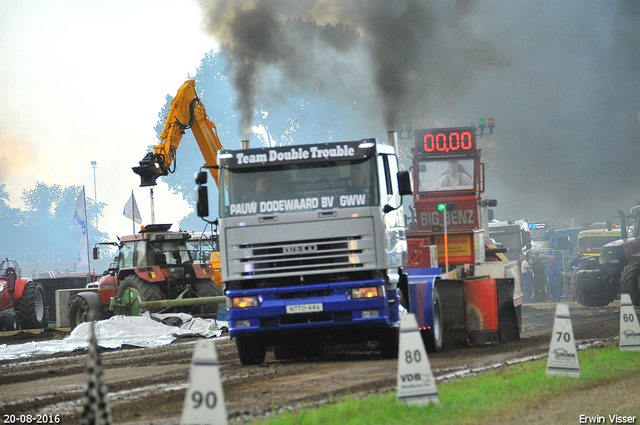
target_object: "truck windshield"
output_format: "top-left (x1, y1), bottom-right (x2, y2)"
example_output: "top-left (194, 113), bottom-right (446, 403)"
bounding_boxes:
top-left (578, 234), bottom-right (621, 254)
top-left (220, 156), bottom-right (379, 217)
top-left (417, 157), bottom-right (474, 192)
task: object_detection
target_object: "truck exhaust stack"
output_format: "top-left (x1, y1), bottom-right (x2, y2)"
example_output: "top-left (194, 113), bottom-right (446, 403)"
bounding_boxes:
top-left (387, 131), bottom-right (399, 153)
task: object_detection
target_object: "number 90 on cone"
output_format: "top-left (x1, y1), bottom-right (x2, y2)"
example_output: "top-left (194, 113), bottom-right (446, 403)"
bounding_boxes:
top-left (180, 340), bottom-right (228, 425)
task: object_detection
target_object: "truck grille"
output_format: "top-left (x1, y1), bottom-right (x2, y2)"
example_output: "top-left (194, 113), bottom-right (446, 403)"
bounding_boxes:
top-left (239, 236), bottom-right (367, 276)
top-left (225, 218), bottom-right (376, 279)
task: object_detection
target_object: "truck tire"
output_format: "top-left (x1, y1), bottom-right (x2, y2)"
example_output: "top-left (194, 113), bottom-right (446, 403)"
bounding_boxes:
top-left (69, 292), bottom-right (104, 329)
top-left (14, 281), bottom-right (46, 329)
top-left (235, 336), bottom-right (266, 365)
top-left (571, 260), bottom-right (617, 307)
top-left (119, 275), bottom-right (163, 316)
top-left (422, 287), bottom-right (444, 353)
top-left (193, 279), bottom-right (222, 315)
top-left (379, 326), bottom-right (399, 359)
top-left (620, 260), bottom-right (640, 306)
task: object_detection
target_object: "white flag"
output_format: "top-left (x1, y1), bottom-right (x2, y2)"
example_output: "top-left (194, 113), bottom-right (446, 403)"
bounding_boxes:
top-left (123, 192), bottom-right (142, 224)
top-left (73, 187), bottom-right (89, 266)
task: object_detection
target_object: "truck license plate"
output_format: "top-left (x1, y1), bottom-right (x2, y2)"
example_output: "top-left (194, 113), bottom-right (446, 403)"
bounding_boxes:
top-left (286, 303), bottom-right (323, 314)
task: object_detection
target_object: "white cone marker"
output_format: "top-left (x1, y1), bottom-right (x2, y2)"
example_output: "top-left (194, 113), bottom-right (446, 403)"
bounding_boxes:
top-left (546, 303), bottom-right (580, 378)
top-left (180, 340), bottom-right (228, 425)
top-left (620, 293), bottom-right (640, 351)
top-left (396, 313), bottom-right (440, 406)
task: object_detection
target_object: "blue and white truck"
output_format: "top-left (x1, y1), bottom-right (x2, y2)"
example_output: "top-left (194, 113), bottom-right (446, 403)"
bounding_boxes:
top-left (197, 133), bottom-right (442, 365)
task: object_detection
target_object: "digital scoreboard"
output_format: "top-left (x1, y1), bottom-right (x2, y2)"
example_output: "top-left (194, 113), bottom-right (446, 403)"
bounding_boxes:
top-left (414, 126), bottom-right (477, 156)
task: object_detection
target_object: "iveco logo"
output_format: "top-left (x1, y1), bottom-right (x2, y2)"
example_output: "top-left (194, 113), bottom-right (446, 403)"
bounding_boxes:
top-left (284, 244), bottom-right (318, 254)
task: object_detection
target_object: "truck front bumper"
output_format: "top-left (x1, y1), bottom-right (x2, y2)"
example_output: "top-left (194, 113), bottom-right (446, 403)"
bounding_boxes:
top-left (227, 279), bottom-right (398, 339)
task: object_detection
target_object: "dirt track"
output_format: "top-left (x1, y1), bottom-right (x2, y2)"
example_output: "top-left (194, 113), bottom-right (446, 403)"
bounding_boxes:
top-left (0, 300), bottom-right (627, 424)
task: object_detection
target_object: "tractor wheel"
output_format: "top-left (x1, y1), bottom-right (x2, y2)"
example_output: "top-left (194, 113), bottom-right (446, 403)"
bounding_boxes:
top-left (570, 259), bottom-right (616, 307)
top-left (193, 279), bottom-right (222, 316)
top-left (620, 260), bottom-right (640, 306)
top-left (69, 292), bottom-right (104, 329)
top-left (235, 336), bottom-right (266, 365)
top-left (14, 281), bottom-right (46, 329)
top-left (3, 312), bottom-right (18, 331)
top-left (118, 275), bottom-right (163, 316)
top-left (422, 287), bottom-right (444, 353)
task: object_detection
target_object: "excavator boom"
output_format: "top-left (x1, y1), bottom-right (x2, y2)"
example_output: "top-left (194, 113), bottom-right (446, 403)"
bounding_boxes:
top-left (133, 80), bottom-right (224, 187)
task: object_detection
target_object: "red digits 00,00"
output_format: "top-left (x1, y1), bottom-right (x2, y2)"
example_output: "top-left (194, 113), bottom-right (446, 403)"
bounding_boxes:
top-left (423, 131), bottom-right (473, 153)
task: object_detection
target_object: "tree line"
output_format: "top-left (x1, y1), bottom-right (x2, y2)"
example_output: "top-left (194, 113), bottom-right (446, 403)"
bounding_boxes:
top-left (0, 183), bottom-right (107, 264)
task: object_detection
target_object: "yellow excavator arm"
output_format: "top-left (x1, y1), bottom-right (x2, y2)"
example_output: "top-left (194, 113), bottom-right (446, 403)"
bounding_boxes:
top-left (133, 80), bottom-right (224, 187)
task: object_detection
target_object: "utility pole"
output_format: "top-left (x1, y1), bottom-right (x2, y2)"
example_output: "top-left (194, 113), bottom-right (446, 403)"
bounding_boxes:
top-left (91, 161), bottom-right (98, 231)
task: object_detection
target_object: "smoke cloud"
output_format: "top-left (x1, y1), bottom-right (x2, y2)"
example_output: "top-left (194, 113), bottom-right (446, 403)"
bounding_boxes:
top-left (0, 133), bottom-right (34, 183)
top-left (197, 0), bottom-right (640, 226)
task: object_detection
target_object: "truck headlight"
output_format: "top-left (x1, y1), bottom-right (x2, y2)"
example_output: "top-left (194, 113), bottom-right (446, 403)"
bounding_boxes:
top-left (230, 296), bottom-right (259, 308)
top-left (352, 286), bottom-right (385, 299)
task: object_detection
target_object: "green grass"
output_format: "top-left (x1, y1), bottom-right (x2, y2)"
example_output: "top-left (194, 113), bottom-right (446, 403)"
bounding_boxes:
top-left (252, 344), bottom-right (640, 425)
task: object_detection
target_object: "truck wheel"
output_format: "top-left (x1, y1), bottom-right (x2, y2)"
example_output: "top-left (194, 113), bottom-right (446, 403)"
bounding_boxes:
top-left (193, 279), bottom-right (222, 315)
top-left (118, 276), bottom-right (163, 316)
top-left (379, 326), bottom-right (399, 359)
top-left (422, 287), bottom-right (444, 353)
top-left (571, 260), bottom-right (616, 307)
top-left (69, 292), bottom-right (104, 329)
top-left (14, 281), bottom-right (46, 329)
top-left (235, 336), bottom-right (266, 365)
top-left (620, 260), bottom-right (640, 306)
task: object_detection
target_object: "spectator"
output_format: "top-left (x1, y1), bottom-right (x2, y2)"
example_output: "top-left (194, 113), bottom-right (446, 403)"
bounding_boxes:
top-left (520, 253), bottom-right (533, 303)
top-left (548, 256), bottom-right (562, 302)
top-left (568, 246), bottom-right (586, 271)
top-left (531, 253), bottom-right (548, 302)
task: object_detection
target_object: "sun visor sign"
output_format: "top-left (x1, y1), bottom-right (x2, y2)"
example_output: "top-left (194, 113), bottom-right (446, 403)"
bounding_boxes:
top-left (414, 127), bottom-right (477, 157)
top-left (220, 140), bottom-right (375, 168)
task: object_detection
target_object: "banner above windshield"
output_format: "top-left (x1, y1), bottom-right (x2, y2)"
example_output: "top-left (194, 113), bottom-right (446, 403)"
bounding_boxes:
top-left (219, 147), bottom-right (380, 217)
top-left (219, 140), bottom-right (376, 169)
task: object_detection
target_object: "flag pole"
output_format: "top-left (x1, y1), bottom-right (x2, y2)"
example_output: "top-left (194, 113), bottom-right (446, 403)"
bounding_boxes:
top-left (150, 187), bottom-right (155, 225)
top-left (83, 185), bottom-right (91, 277)
top-left (131, 190), bottom-right (135, 234)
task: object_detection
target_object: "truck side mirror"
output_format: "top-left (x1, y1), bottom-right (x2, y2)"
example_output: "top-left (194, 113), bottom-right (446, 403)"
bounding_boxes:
top-left (195, 171), bottom-right (208, 185)
top-left (606, 220), bottom-right (612, 231)
top-left (196, 185), bottom-right (209, 217)
top-left (397, 170), bottom-right (412, 196)
top-left (521, 231), bottom-right (532, 247)
top-left (93, 247), bottom-right (99, 260)
top-left (195, 171), bottom-right (209, 218)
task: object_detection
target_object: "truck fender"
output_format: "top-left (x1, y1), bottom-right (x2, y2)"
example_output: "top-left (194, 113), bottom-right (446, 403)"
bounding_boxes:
top-left (403, 268), bottom-right (440, 328)
top-left (403, 268), bottom-right (444, 352)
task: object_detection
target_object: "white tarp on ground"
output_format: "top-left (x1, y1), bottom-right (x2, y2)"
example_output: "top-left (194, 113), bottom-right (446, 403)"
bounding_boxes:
top-left (0, 312), bottom-right (227, 361)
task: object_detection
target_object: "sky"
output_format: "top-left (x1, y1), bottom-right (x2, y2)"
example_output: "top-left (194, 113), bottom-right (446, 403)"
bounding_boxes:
top-left (197, 0), bottom-right (640, 228)
top-left (0, 0), bottom-right (215, 239)
top-left (2, 0), bottom-right (640, 248)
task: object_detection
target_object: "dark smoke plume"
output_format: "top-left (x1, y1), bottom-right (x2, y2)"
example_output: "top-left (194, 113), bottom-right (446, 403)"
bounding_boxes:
top-left (197, 0), bottom-right (503, 134)
top-left (197, 0), bottom-right (640, 226)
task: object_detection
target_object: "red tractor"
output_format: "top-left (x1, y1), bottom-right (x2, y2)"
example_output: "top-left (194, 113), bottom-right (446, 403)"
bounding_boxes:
top-left (572, 207), bottom-right (640, 307)
top-left (68, 224), bottom-right (223, 328)
top-left (0, 259), bottom-right (47, 330)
